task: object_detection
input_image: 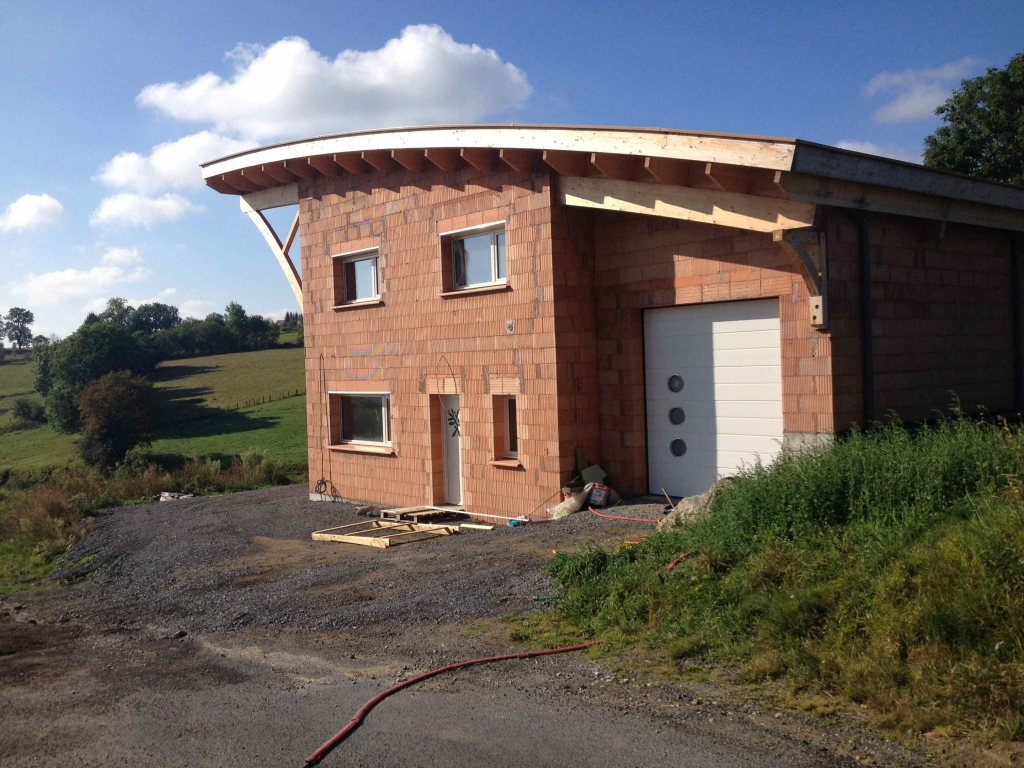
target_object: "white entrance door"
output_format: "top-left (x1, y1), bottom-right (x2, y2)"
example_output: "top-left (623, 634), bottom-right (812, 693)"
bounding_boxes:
top-left (441, 395), bottom-right (462, 504)
top-left (644, 299), bottom-right (784, 497)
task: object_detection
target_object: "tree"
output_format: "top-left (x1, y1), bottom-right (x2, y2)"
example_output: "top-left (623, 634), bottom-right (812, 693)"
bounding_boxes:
top-left (5, 307), bottom-right (35, 350)
top-left (40, 322), bottom-right (155, 433)
top-left (97, 298), bottom-right (133, 327)
top-left (923, 53), bottom-right (1024, 186)
top-left (130, 302), bottom-right (181, 335)
top-left (77, 371), bottom-right (154, 469)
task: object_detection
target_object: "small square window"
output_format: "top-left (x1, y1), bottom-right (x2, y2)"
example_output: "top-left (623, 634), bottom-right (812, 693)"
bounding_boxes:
top-left (451, 228), bottom-right (506, 289)
top-left (332, 393), bottom-right (391, 445)
top-left (332, 249), bottom-right (380, 305)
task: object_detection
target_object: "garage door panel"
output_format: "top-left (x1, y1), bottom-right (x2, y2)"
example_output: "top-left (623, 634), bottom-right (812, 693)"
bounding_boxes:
top-left (645, 299), bottom-right (783, 497)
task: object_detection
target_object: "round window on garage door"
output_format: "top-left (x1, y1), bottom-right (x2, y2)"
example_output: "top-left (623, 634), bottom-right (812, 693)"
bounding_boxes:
top-left (669, 407), bottom-right (685, 425)
top-left (667, 375), bottom-right (683, 393)
top-left (670, 439), bottom-right (687, 457)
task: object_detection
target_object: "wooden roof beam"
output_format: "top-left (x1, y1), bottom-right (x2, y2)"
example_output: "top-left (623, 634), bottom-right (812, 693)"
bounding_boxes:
top-left (590, 153), bottom-right (647, 181)
top-left (361, 150), bottom-right (395, 172)
top-left (460, 147), bottom-right (497, 172)
top-left (333, 152), bottom-right (371, 174)
top-left (261, 162), bottom-right (300, 183)
top-left (542, 150), bottom-right (591, 177)
top-left (425, 148), bottom-right (460, 172)
top-left (221, 171), bottom-right (264, 192)
top-left (558, 176), bottom-right (817, 233)
top-left (499, 148), bottom-right (535, 173)
top-left (283, 159), bottom-right (316, 179)
top-left (642, 156), bottom-right (692, 186)
top-left (206, 177), bottom-right (244, 195)
top-left (307, 155), bottom-right (343, 177)
top-left (391, 149), bottom-right (426, 172)
top-left (240, 167), bottom-right (279, 188)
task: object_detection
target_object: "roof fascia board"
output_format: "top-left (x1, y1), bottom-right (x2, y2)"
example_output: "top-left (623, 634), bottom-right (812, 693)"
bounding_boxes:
top-left (792, 142), bottom-right (1024, 212)
top-left (202, 127), bottom-right (797, 179)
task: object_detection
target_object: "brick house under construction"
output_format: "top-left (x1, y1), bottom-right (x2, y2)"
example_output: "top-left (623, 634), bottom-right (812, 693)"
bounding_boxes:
top-left (202, 125), bottom-right (1024, 520)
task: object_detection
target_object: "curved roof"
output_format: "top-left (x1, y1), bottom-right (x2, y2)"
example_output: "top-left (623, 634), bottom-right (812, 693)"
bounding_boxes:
top-left (200, 123), bottom-right (1024, 220)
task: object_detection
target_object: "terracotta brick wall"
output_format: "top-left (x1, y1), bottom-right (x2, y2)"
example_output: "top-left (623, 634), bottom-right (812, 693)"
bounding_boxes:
top-left (298, 166), bottom-right (573, 519)
top-left (589, 213), bottom-right (834, 495)
top-left (861, 214), bottom-right (1015, 422)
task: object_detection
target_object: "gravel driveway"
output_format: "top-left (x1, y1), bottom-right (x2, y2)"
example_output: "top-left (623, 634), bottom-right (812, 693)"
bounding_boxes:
top-left (0, 486), bottom-right (932, 767)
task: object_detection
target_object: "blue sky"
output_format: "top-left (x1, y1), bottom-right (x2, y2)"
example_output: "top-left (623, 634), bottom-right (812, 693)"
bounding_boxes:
top-left (1, 0), bottom-right (1021, 336)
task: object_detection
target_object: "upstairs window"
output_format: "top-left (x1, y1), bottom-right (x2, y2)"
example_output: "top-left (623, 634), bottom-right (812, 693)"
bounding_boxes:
top-left (332, 248), bottom-right (380, 306)
top-left (451, 227), bottom-right (506, 289)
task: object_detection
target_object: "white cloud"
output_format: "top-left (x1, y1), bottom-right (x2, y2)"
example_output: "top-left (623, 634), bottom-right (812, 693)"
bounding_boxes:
top-left (836, 140), bottom-right (922, 164)
top-left (89, 193), bottom-right (203, 228)
top-left (159, 287), bottom-right (178, 298)
top-left (179, 299), bottom-right (217, 319)
top-left (863, 57), bottom-right (982, 123)
top-left (10, 264), bottom-right (149, 307)
top-left (96, 131), bottom-right (254, 193)
top-left (99, 246), bottom-right (143, 266)
top-left (264, 308), bottom-right (291, 322)
top-left (0, 193), bottom-right (63, 232)
top-left (136, 26), bottom-right (532, 141)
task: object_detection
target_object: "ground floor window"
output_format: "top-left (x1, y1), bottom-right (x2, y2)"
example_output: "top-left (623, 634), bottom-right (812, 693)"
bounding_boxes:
top-left (331, 393), bottom-right (391, 445)
top-left (491, 394), bottom-right (519, 461)
top-left (504, 397), bottom-right (518, 458)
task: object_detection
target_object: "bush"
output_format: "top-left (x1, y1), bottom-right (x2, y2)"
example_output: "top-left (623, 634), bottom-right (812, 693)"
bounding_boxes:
top-left (41, 322), bottom-right (155, 433)
top-left (12, 398), bottom-right (46, 424)
top-left (77, 371), bottom-right (154, 469)
top-left (549, 411), bottom-right (1024, 735)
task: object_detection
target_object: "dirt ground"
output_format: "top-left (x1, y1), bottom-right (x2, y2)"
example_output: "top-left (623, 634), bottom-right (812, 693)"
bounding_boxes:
top-left (0, 486), bottom-right (1010, 767)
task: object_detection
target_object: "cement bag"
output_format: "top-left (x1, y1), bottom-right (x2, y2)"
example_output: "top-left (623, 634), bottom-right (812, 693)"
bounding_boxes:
top-left (547, 483), bottom-right (595, 520)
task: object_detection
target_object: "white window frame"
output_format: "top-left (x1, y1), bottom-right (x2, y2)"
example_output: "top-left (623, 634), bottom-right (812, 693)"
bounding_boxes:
top-left (332, 247), bottom-right (380, 304)
top-left (504, 396), bottom-right (518, 459)
top-left (332, 391), bottom-right (391, 446)
top-left (441, 222), bottom-right (507, 290)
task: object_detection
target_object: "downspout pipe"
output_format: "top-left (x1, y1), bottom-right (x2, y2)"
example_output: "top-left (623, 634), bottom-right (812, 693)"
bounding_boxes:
top-left (1013, 233), bottom-right (1023, 414)
top-left (850, 214), bottom-right (874, 426)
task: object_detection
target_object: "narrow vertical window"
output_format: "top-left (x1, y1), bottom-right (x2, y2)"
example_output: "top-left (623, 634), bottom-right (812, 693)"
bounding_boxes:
top-left (505, 397), bottom-right (518, 458)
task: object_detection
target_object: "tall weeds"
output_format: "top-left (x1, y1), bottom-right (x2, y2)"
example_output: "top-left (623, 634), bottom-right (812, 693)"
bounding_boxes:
top-left (549, 411), bottom-right (1024, 736)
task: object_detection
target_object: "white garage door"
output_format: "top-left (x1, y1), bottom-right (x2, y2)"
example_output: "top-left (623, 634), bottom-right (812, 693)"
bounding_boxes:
top-left (644, 299), bottom-right (783, 497)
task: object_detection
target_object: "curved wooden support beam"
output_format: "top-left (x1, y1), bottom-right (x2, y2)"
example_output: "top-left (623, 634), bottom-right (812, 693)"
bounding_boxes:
top-left (240, 193), bottom-right (302, 308)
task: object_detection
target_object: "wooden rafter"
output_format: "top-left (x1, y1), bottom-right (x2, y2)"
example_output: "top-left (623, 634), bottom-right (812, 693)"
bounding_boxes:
top-left (284, 159), bottom-right (316, 179)
top-left (425, 148), bottom-right (460, 171)
top-left (590, 153), bottom-right (646, 181)
top-left (542, 150), bottom-right (591, 177)
top-left (221, 172), bottom-right (262, 192)
top-left (460, 147), bottom-right (497, 171)
top-left (499, 148), bottom-right (534, 173)
top-left (307, 155), bottom-right (343, 177)
top-left (333, 153), bottom-right (370, 174)
top-left (240, 167), bottom-right (279, 188)
top-left (559, 176), bottom-right (818, 233)
top-left (361, 150), bottom-right (395, 172)
top-left (261, 162), bottom-right (299, 183)
top-left (392, 149), bottom-right (427, 172)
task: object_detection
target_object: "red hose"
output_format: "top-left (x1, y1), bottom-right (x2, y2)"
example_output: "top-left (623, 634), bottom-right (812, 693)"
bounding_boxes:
top-left (304, 640), bottom-right (602, 765)
top-left (588, 506), bottom-right (660, 524)
top-left (665, 550), bottom-right (696, 573)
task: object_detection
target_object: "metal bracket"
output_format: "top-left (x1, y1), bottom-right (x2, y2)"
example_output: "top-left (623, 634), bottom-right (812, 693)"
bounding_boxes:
top-left (773, 228), bottom-right (828, 328)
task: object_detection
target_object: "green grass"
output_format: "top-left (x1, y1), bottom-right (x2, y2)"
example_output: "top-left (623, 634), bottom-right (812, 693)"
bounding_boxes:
top-left (0, 346), bottom-right (308, 475)
top-left (549, 413), bottom-right (1024, 737)
top-left (151, 394), bottom-right (308, 472)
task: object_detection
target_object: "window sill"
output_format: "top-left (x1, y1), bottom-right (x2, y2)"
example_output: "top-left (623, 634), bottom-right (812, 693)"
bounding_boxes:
top-left (332, 298), bottom-right (384, 311)
top-left (328, 443), bottom-right (395, 456)
top-left (489, 458), bottom-right (523, 470)
top-left (440, 282), bottom-right (510, 299)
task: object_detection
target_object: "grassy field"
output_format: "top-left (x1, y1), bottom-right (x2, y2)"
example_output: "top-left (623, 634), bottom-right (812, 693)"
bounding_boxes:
top-left (0, 345), bottom-right (308, 474)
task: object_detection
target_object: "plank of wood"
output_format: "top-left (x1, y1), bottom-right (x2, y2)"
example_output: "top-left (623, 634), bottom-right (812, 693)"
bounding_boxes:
top-left (312, 520), bottom-right (415, 535)
top-left (558, 176), bottom-right (817, 233)
top-left (460, 523), bottom-right (494, 530)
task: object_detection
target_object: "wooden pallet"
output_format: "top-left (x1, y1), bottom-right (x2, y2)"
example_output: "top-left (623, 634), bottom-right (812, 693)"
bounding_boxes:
top-left (311, 519), bottom-right (459, 548)
top-left (379, 506), bottom-right (463, 524)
